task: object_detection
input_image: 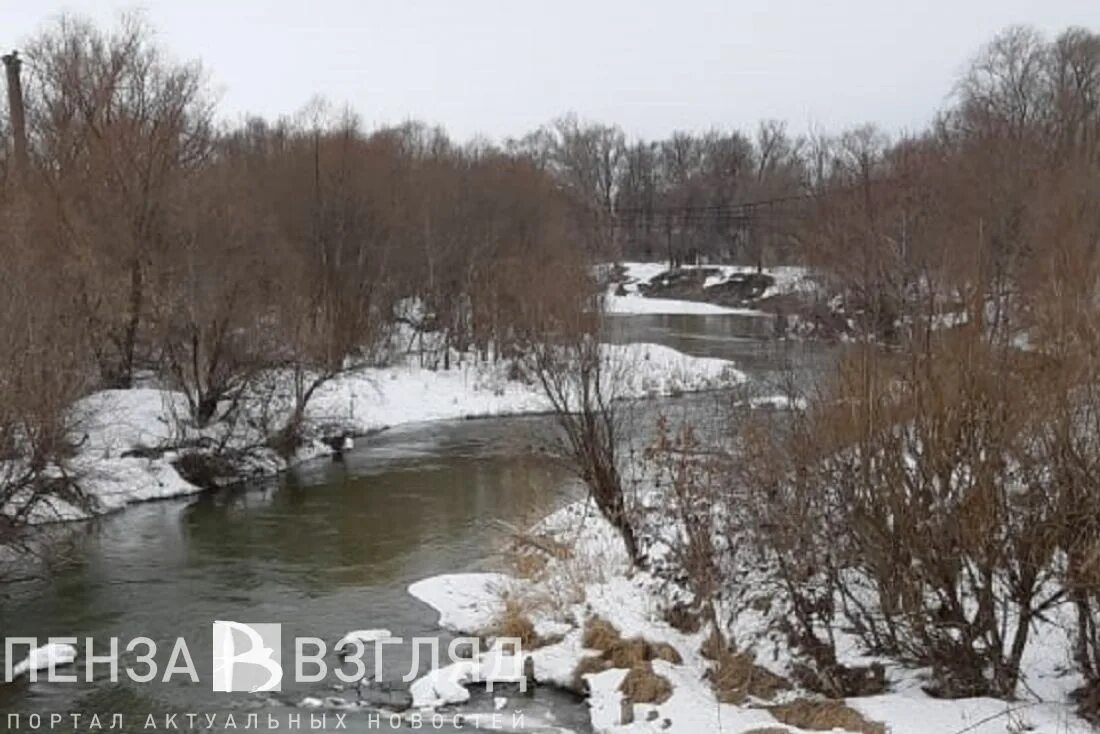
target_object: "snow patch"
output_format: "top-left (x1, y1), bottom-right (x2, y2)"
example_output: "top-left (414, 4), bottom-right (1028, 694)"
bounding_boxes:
top-left (407, 493), bottom-right (1098, 733)
top-left (408, 573), bottom-right (509, 632)
top-left (409, 648), bottom-right (525, 710)
top-left (603, 293), bottom-right (758, 316)
top-left (605, 261), bottom-right (816, 317)
top-left (17, 341), bottom-right (742, 524)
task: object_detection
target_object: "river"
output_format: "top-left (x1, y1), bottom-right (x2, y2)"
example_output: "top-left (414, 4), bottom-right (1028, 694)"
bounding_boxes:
top-left (0, 312), bottom-right (834, 733)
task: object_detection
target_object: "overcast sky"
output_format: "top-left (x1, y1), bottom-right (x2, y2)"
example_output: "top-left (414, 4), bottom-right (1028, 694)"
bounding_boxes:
top-left (5, 1), bottom-right (1100, 142)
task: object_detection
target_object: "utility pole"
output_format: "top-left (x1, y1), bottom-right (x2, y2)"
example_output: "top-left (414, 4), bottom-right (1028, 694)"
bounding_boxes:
top-left (3, 51), bottom-right (28, 184)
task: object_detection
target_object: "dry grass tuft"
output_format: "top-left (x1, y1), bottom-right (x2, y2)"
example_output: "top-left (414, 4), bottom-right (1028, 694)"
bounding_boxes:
top-left (487, 596), bottom-right (542, 649)
top-left (571, 654), bottom-right (612, 691)
top-left (572, 615), bottom-right (685, 694)
top-left (701, 629), bottom-right (790, 704)
top-left (709, 649), bottom-right (791, 704)
top-left (583, 616), bottom-right (622, 651)
top-left (496, 517), bottom-right (570, 582)
top-left (700, 627), bottom-right (726, 660)
top-left (583, 615), bottom-right (683, 665)
top-left (769, 699), bottom-right (886, 734)
top-left (605, 638), bottom-right (651, 668)
top-left (619, 661), bottom-right (673, 704)
top-left (664, 602), bottom-right (702, 634)
top-left (649, 641), bottom-right (684, 664)
top-left (508, 550), bottom-right (549, 579)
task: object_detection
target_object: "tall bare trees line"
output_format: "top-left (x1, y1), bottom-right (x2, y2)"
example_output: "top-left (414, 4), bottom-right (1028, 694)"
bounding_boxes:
top-left (5, 16), bottom-right (1100, 714)
top-left (509, 115), bottom-right (809, 263)
top-left (0, 15), bottom-right (595, 522)
top-left (641, 24), bottom-right (1100, 712)
top-left (794, 25), bottom-right (1100, 342)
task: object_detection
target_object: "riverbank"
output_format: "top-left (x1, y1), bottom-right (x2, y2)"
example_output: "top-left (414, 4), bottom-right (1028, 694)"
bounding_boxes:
top-left (407, 499), bottom-right (1092, 734)
top-left (21, 342), bottom-right (744, 525)
top-left (603, 262), bottom-right (865, 341)
top-left (603, 262), bottom-right (817, 317)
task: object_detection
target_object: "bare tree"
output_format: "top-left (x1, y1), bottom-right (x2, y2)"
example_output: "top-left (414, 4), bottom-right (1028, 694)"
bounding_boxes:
top-left (523, 307), bottom-right (642, 566)
top-left (26, 14), bottom-right (213, 388)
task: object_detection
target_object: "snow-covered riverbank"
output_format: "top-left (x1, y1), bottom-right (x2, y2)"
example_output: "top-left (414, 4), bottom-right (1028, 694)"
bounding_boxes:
top-left (407, 500), bottom-right (1093, 734)
top-left (31, 342), bottom-right (743, 523)
top-left (603, 261), bottom-right (815, 316)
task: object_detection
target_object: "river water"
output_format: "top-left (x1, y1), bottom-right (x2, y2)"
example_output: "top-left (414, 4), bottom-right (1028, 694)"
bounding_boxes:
top-left (0, 312), bottom-right (834, 733)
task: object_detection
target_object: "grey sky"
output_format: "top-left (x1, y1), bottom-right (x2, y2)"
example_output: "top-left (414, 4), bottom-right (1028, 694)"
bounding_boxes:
top-left (6, 1), bottom-right (1100, 142)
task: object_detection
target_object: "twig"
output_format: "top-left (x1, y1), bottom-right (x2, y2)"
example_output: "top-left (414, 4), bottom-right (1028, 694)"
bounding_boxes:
top-left (950, 703), bottom-right (1036, 734)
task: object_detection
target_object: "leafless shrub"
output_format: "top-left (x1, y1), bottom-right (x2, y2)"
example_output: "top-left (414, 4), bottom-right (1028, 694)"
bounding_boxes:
top-left (716, 26), bottom-right (1100, 705)
top-left (740, 321), bottom-right (1074, 699)
top-left (153, 159), bottom-right (287, 431)
top-left (645, 416), bottom-right (729, 639)
top-left (618, 662), bottom-right (673, 705)
top-left (25, 13), bottom-right (213, 388)
top-left (707, 647), bottom-right (791, 705)
top-left (523, 304), bottom-right (644, 565)
top-left (0, 184), bottom-right (93, 524)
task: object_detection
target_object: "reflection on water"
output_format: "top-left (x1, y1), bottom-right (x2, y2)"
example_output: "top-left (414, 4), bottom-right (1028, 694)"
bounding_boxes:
top-left (0, 313), bottom-right (835, 731)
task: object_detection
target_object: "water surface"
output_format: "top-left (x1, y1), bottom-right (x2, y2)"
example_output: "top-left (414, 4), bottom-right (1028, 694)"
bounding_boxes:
top-left (0, 312), bottom-right (834, 731)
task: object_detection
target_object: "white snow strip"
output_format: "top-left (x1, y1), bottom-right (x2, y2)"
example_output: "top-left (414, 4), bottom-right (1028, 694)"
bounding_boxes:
top-left (603, 293), bottom-right (758, 316)
top-left (14, 341), bottom-right (742, 524)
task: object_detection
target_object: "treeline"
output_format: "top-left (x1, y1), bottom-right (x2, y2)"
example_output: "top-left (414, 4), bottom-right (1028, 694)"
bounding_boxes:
top-left (801, 25), bottom-right (1100, 340)
top-left (0, 15), bottom-right (592, 523)
top-left (506, 116), bottom-right (807, 263)
top-left (0, 11), bottom-right (852, 527)
top-left (636, 25), bottom-right (1100, 716)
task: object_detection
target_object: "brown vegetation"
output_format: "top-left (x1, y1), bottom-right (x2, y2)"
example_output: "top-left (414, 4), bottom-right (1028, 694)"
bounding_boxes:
top-left (635, 23), bottom-right (1100, 715)
top-left (583, 616), bottom-right (623, 651)
top-left (511, 116), bottom-right (808, 265)
top-left (700, 630), bottom-right (792, 705)
top-left (5, 15), bottom-right (1100, 725)
top-left (619, 662), bottom-right (673, 705)
top-left (572, 616), bottom-right (683, 693)
top-left (0, 14), bottom-right (594, 527)
top-left (740, 25), bottom-right (1100, 706)
top-left (487, 596), bottom-right (542, 649)
top-left (768, 700), bottom-right (886, 734)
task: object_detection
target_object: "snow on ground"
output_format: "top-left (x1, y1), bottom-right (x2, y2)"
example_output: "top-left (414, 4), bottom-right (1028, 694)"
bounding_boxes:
top-left (605, 262), bottom-right (748, 317)
top-left (743, 394), bottom-right (808, 411)
top-left (17, 342), bottom-right (743, 524)
top-left (69, 455), bottom-right (203, 515)
top-left (409, 648), bottom-right (526, 710)
top-left (409, 573), bottom-right (509, 633)
top-left (406, 499), bottom-right (1096, 734)
top-left (604, 261), bottom-right (815, 317)
top-left (603, 293), bottom-right (758, 316)
top-left (307, 342), bottom-right (740, 433)
top-left (74, 389), bottom-right (186, 456)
